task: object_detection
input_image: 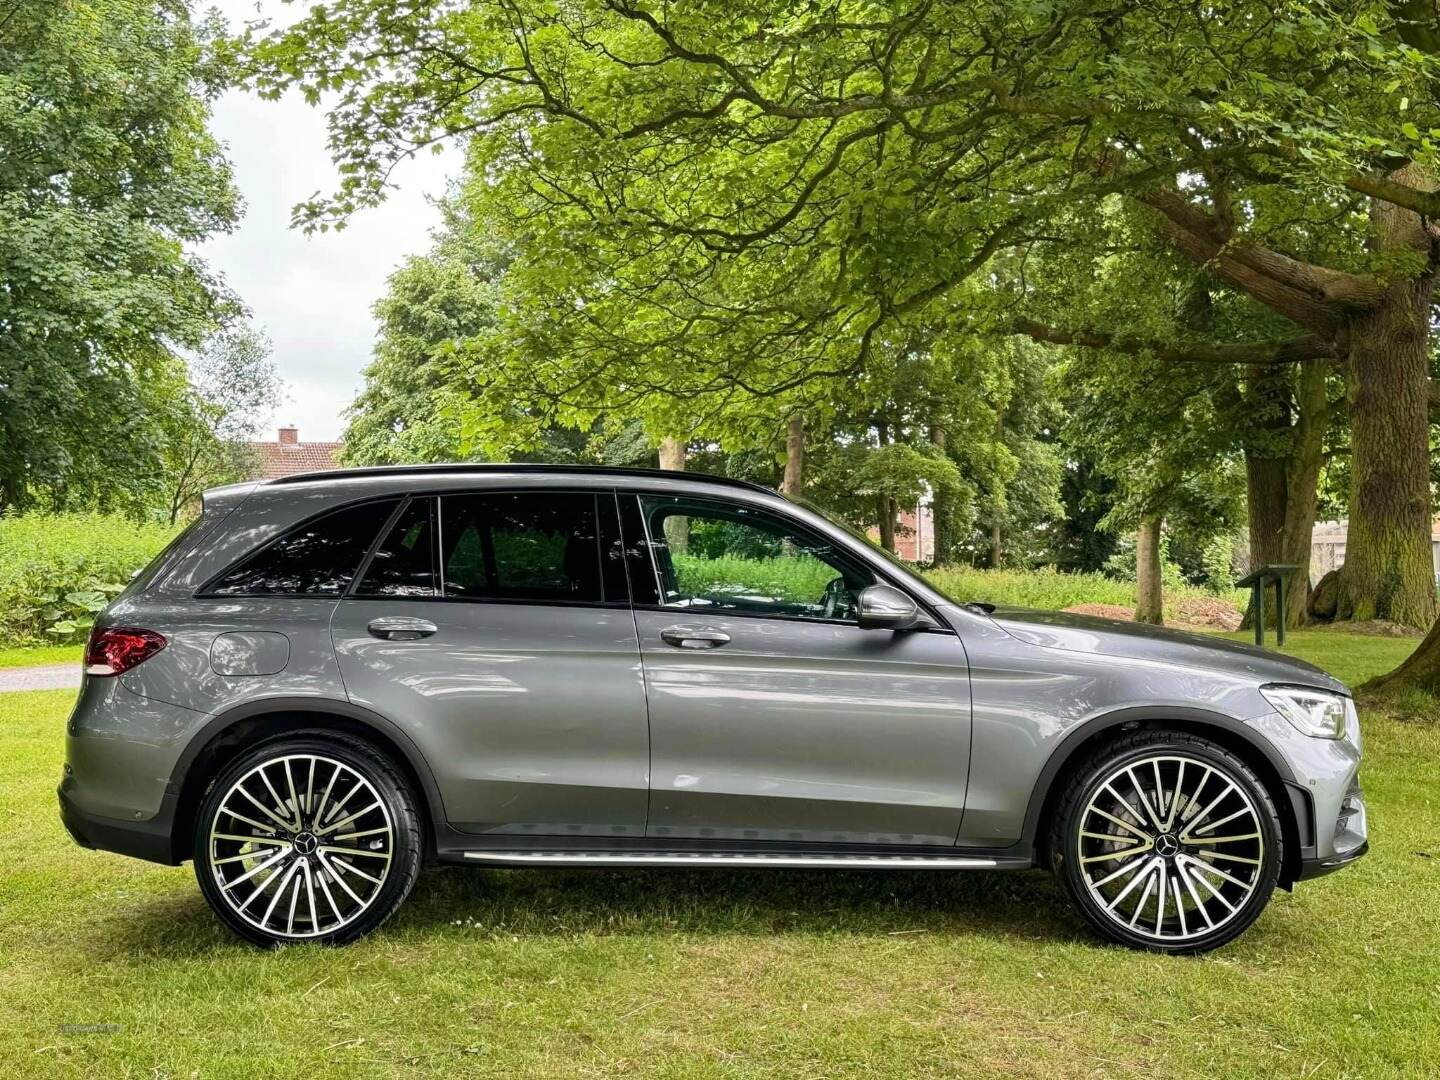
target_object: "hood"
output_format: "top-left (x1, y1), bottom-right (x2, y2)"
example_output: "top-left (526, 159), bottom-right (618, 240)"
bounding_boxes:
top-left (987, 607), bottom-right (1349, 695)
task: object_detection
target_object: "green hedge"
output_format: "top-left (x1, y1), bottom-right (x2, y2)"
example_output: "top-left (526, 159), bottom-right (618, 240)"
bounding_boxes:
top-left (0, 514), bottom-right (180, 644)
top-left (923, 565), bottom-right (1247, 614)
top-left (673, 553), bottom-right (837, 603)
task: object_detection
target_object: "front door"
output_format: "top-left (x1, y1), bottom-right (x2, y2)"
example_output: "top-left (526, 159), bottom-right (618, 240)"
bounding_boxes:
top-left (625, 493), bottom-right (972, 847)
top-left (332, 489), bottom-right (650, 837)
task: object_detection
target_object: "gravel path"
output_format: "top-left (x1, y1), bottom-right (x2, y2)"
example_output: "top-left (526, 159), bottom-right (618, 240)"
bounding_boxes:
top-left (0, 663), bottom-right (81, 692)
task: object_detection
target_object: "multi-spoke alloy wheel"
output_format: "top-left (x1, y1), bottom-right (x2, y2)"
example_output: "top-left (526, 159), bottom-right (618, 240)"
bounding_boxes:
top-left (1054, 732), bottom-right (1281, 953)
top-left (195, 735), bottom-right (421, 947)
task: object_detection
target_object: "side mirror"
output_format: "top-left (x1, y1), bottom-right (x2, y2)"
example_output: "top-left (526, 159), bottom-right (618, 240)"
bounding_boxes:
top-left (856, 584), bottom-right (924, 631)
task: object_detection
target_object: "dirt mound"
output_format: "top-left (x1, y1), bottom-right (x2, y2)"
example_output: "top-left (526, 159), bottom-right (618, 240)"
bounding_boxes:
top-left (1175, 596), bottom-right (1245, 631)
top-left (1061, 598), bottom-right (1245, 631)
top-left (1062, 603), bottom-right (1136, 622)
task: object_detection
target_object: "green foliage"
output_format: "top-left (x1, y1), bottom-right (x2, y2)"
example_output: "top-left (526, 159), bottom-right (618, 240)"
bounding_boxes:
top-left (160, 326), bottom-right (280, 523)
top-left (673, 554), bottom-right (836, 606)
top-left (1, 0), bottom-right (240, 513)
top-left (0, 514), bottom-right (179, 643)
top-left (924, 565), bottom-right (1245, 619)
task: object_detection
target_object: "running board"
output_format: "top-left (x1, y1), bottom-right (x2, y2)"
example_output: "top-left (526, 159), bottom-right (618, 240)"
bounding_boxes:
top-left (460, 850), bottom-right (1005, 869)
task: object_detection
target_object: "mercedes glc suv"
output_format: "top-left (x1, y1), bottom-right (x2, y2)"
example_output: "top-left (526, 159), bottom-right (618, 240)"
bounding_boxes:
top-left (60, 465), bottom-right (1367, 951)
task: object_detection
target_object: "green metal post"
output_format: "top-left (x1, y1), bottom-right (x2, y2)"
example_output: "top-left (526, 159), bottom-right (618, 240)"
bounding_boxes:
top-left (1276, 574), bottom-right (1287, 647)
top-left (1254, 581), bottom-right (1264, 647)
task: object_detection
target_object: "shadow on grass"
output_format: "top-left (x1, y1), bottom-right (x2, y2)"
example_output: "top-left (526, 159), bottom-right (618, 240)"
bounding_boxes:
top-left (94, 864), bottom-right (1087, 959)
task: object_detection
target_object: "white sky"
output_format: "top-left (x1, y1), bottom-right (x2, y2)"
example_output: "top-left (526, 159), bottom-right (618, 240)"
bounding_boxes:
top-left (194, 1), bottom-right (460, 441)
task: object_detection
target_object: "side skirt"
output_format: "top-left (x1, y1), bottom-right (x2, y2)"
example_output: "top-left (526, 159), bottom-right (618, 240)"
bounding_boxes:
top-left (446, 849), bottom-right (1032, 870)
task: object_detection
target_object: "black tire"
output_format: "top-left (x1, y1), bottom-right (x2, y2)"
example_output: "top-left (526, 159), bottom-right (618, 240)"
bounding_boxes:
top-left (194, 732), bottom-right (422, 947)
top-left (1049, 730), bottom-right (1283, 954)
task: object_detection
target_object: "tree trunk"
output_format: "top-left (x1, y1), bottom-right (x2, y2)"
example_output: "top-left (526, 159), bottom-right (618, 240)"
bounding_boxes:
top-left (1241, 361), bottom-right (1327, 630)
top-left (989, 517), bottom-right (1002, 568)
top-left (878, 497), bottom-right (897, 553)
top-left (929, 419), bottom-right (952, 565)
top-left (1278, 360), bottom-right (1327, 627)
top-left (658, 437), bottom-right (687, 472)
top-left (658, 436), bottom-right (688, 553)
top-left (781, 414), bottom-right (804, 498)
top-left (1334, 182), bottom-right (1437, 630)
top-left (1135, 516), bottom-right (1164, 625)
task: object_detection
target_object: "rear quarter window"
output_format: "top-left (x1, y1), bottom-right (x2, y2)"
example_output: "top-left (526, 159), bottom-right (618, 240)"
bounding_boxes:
top-left (204, 499), bottom-right (399, 597)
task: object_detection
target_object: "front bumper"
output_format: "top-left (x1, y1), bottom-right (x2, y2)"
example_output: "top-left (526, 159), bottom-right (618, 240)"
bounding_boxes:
top-left (1297, 839), bottom-right (1369, 881)
top-left (58, 782), bottom-right (182, 866)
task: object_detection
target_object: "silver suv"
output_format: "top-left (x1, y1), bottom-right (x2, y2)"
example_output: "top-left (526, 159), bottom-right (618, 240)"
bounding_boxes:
top-left (60, 466), bottom-right (1367, 951)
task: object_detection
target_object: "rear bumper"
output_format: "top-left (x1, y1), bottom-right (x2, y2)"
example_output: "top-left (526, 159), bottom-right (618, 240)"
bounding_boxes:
top-left (58, 783), bottom-right (181, 866)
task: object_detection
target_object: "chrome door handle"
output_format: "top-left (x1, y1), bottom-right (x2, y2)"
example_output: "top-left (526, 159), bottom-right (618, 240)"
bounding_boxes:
top-left (659, 626), bottom-right (731, 649)
top-left (367, 616), bottom-right (437, 641)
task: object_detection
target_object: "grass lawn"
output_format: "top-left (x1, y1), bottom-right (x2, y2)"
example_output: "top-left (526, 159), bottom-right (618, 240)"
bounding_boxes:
top-left (0, 643), bottom-right (80, 669)
top-left (2, 633), bottom-right (1437, 1077)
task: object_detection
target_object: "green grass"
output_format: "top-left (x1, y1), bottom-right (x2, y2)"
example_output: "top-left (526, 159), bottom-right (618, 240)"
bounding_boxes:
top-left (1218, 629), bottom-right (1427, 692)
top-left (2, 634), bottom-right (1437, 1077)
top-left (0, 643), bottom-right (80, 669)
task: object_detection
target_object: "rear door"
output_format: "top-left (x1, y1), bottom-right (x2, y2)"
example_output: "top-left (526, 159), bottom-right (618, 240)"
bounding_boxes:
top-left (623, 493), bottom-right (972, 846)
top-left (331, 489), bottom-right (650, 837)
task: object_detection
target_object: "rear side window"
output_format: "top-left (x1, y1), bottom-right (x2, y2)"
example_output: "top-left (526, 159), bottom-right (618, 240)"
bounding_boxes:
top-left (354, 497), bottom-right (437, 597)
top-left (442, 492), bottom-right (603, 603)
top-left (206, 499), bottom-right (399, 597)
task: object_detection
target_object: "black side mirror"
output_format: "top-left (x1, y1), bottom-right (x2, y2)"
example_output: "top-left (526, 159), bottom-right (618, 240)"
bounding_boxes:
top-left (856, 584), bottom-right (924, 630)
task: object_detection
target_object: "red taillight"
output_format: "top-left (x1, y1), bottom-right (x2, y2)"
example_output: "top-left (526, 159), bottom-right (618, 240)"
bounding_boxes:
top-left (84, 627), bottom-right (167, 677)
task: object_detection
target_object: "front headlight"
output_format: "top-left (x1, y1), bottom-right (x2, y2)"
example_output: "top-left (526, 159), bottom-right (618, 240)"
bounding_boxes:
top-left (1261, 685), bottom-right (1350, 739)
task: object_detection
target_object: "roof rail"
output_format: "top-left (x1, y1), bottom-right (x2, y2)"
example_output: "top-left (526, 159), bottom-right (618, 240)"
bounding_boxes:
top-left (264, 462), bottom-right (778, 496)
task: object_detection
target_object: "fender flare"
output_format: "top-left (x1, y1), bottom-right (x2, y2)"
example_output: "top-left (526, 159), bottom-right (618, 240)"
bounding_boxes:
top-left (169, 695), bottom-right (448, 829)
top-left (1020, 704), bottom-right (1301, 849)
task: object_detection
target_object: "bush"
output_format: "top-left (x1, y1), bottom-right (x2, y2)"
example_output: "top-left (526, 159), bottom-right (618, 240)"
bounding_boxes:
top-left (673, 553), bottom-right (837, 603)
top-left (0, 514), bottom-right (180, 644)
top-left (923, 565), bottom-right (1247, 618)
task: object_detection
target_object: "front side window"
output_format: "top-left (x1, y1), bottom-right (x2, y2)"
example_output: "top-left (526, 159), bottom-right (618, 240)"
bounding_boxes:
top-left (207, 499), bottom-right (399, 596)
top-left (442, 492), bottom-right (604, 603)
top-left (639, 496), bottom-right (873, 622)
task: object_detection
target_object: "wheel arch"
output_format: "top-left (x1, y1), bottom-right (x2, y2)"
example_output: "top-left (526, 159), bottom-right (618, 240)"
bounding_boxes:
top-left (169, 696), bottom-right (446, 864)
top-left (1024, 705), bottom-right (1309, 887)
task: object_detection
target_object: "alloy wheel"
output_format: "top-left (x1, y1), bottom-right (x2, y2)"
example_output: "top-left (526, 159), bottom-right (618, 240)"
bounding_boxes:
top-left (1075, 753), bottom-right (1265, 944)
top-left (207, 753), bottom-right (395, 940)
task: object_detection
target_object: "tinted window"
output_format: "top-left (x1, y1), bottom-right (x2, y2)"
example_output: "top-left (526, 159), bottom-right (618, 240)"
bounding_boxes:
top-left (442, 492), bottom-right (602, 602)
top-left (208, 499), bottom-right (398, 596)
top-left (354, 497), bottom-right (437, 597)
top-left (639, 496), bottom-right (872, 622)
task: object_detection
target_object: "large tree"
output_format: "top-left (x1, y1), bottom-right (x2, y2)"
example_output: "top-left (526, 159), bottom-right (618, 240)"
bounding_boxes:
top-left (1, 0), bottom-right (240, 513)
top-left (253, 1), bottom-right (1440, 682)
top-left (160, 326), bottom-right (281, 523)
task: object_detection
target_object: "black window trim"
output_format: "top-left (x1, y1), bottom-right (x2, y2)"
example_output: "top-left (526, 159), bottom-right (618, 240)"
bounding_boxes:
top-left (620, 490), bottom-right (954, 633)
top-left (340, 486), bottom-right (630, 611)
top-left (344, 495), bottom-right (440, 600)
top-left (195, 494), bottom-right (405, 600)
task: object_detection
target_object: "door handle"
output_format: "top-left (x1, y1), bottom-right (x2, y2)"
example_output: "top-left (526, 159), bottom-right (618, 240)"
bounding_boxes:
top-left (659, 626), bottom-right (731, 649)
top-left (367, 616), bottom-right (438, 641)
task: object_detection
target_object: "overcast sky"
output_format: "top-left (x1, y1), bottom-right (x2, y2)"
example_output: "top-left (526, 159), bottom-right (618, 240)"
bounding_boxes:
top-left (195, 1), bottom-right (460, 441)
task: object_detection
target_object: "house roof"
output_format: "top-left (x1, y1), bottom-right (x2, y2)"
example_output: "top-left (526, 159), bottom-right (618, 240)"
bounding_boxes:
top-left (249, 439), bottom-right (344, 480)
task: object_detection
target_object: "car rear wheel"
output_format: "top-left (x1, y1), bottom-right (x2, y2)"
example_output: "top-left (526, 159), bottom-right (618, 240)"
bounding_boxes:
top-left (1051, 730), bottom-right (1282, 953)
top-left (194, 733), bottom-right (422, 947)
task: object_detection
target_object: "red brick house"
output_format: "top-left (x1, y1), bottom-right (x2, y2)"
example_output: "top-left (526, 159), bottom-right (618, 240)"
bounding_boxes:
top-left (867, 502), bottom-right (936, 563)
top-left (247, 427), bottom-right (343, 480)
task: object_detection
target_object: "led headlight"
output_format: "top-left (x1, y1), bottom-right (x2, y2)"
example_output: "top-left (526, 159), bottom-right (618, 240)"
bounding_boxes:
top-left (1261, 685), bottom-right (1350, 739)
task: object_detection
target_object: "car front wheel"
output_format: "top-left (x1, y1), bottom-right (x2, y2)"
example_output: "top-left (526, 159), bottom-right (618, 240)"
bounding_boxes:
top-left (1051, 730), bottom-right (1283, 953)
top-left (194, 733), bottom-right (422, 947)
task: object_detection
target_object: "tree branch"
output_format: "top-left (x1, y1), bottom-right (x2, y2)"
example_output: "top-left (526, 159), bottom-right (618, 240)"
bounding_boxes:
top-left (1010, 319), bottom-right (1340, 365)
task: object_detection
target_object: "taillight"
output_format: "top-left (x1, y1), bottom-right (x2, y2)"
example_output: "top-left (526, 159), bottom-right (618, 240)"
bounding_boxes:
top-left (85, 626), bottom-right (167, 677)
